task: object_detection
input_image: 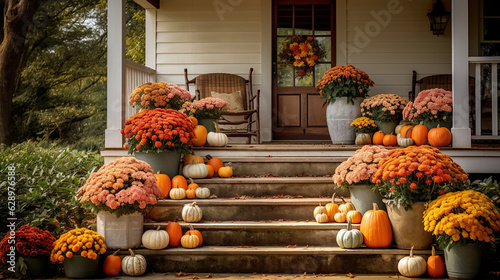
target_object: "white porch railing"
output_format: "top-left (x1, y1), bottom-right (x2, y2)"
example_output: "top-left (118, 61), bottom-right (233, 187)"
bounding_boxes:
top-left (125, 59), bottom-right (156, 119)
top-left (469, 56), bottom-right (500, 140)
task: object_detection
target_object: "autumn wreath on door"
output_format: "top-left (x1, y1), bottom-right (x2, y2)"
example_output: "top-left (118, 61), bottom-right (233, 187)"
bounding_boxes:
top-left (278, 35), bottom-right (325, 77)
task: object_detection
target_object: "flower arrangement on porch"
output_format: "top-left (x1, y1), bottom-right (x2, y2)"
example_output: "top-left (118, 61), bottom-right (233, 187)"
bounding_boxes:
top-left (423, 189), bottom-right (500, 250)
top-left (372, 145), bottom-right (468, 210)
top-left (76, 157), bottom-right (162, 216)
top-left (316, 64), bottom-right (374, 105)
top-left (403, 88), bottom-right (452, 124)
top-left (0, 225), bottom-right (55, 262)
top-left (190, 97), bottom-right (231, 119)
top-left (278, 35), bottom-right (325, 77)
top-left (129, 82), bottom-right (192, 111)
top-left (332, 145), bottom-right (389, 189)
top-left (360, 94), bottom-right (407, 122)
top-left (350, 117), bottom-right (378, 134)
top-left (50, 228), bottom-right (107, 262)
top-left (121, 108), bottom-right (195, 155)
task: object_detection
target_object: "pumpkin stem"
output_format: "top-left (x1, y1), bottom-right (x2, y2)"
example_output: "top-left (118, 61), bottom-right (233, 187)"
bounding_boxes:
top-left (331, 193), bottom-right (336, 204)
top-left (410, 246), bottom-right (414, 257)
top-left (128, 248), bottom-right (135, 257)
top-left (431, 245), bottom-right (436, 256)
top-left (340, 196), bottom-right (347, 204)
top-left (347, 217), bottom-right (352, 231)
top-left (112, 249), bottom-right (120, 256)
top-left (214, 122), bottom-right (220, 133)
top-left (206, 154), bottom-right (213, 161)
top-left (189, 178), bottom-right (195, 184)
top-left (373, 203), bottom-right (379, 211)
top-left (155, 225), bottom-right (161, 231)
top-left (189, 224), bottom-right (195, 231)
top-left (172, 217), bottom-right (178, 223)
top-left (190, 201), bottom-right (197, 207)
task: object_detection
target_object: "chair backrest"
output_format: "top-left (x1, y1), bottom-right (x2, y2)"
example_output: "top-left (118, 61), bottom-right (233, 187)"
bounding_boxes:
top-left (410, 70), bottom-right (475, 101)
top-left (185, 70), bottom-right (253, 111)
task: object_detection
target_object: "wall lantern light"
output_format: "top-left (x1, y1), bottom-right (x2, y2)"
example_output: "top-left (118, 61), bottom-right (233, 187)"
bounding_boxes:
top-left (427, 0), bottom-right (450, 36)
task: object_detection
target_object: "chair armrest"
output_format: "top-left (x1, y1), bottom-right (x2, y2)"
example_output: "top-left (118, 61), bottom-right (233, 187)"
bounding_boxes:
top-left (249, 89), bottom-right (260, 111)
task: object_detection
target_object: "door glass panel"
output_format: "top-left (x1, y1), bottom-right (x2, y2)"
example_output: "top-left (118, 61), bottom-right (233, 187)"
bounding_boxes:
top-left (278, 65), bottom-right (294, 87)
top-left (314, 4), bottom-right (331, 35)
top-left (483, 0), bottom-right (500, 16)
top-left (277, 5), bottom-right (293, 35)
top-left (295, 72), bottom-right (313, 87)
top-left (315, 63), bottom-right (330, 83)
top-left (483, 18), bottom-right (500, 41)
top-left (295, 5), bottom-right (313, 35)
top-left (316, 37), bottom-right (331, 62)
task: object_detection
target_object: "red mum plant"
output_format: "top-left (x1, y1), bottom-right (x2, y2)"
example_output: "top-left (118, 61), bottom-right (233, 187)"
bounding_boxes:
top-left (0, 225), bottom-right (55, 263)
top-left (372, 145), bottom-right (468, 210)
top-left (77, 157), bottom-right (161, 217)
top-left (121, 108), bottom-right (195, 155)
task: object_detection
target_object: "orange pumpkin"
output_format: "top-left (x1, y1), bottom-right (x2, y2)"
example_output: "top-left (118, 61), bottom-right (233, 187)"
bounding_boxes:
top-left (325, 193), bottom-right (340, 222)
top-left (188, 116), bottom-right (198, 127)
top-left (360, 203), bottom-right (393, 248)
top-left (172, 175), bottom-right (188, 190)
top-left (218, 164), bottom-right (233, 178)
top-left (382, 134), bottom-right (398, 146)
top-left (400, 125), bottom-right (413, 138)
top-left (346, 210), bottom-right (362, 224)
top-left (206, 155), bottom-right (224, 176)
top-left (184, 224), bottom-right (203, 246)
top-left (427, 246), bottom-right (445, 277)
top-left (205, 164), bottom-right (215, 178)
top-left (372, 131), bottom-right (386, 145)
top-left (182, 154), bottom-right (204, 166)
top-left (187, 178), bottom-right (199, 190)
top-left (154, 172), bottom-right (171, 199)
top-left (411, 124), bottom-right (429, 146)
top-left (191, 125), bottom-right (207, 147)
top-left (428, 126), bottom-right (452, 147)
top-left (186, 189), bottom-right (196, 199)
top-left (103, 250), bottom-right (122, 276)
top-left (166, 219), bottom-right (183, 247)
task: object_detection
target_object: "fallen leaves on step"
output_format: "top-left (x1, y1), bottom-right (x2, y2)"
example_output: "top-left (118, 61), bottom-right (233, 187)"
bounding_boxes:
top-left (287, 244), bottom-right (297, 248)
top-left (347, 272), bottom-right (355, 278)
top-left (192, 276), bottom-right (199, 280)
top-left (205, 275), bottom-right (212, 278)
top-left (176, 271), bottom-right (192, 277)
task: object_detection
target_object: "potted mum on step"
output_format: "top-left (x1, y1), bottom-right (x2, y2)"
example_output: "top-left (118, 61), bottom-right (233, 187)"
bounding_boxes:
top-left (316, 64), bottom-right (374, 144)
top-left (77, 157), bottom-right (162, 249)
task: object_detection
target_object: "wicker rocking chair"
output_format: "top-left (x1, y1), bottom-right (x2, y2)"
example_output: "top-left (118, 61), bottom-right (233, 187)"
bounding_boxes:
top-left (184, 68), bottom-right (260, 144)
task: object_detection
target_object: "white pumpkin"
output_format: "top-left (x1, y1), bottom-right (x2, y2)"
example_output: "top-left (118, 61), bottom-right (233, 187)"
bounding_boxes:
top-left (141, 226), bottom-right (169, 250)
top-left (315, 213), bottom-right (329, 223)
top-left (313, 203), bottom-right (327, 218)
top-left (169, 188), bottom-right (186, 200)
top-left (122, 249), bottom-right (147, 276)
top-left (398, 246), bottom-right (427, 277)
top-left (182, 163), bottom-right (208, 179)
top-left (195, 187), bottom-right (210, 199)
top-left (207, 131), bottom-right (228, 147)
top-left (180, 232), bottom-right (200, 249)
top-left (336, 218), bottom-right (363, 249)
top-left (397, 133), bottom-right (414, 147)
top-left (182, 202), bottom-right (203, 222)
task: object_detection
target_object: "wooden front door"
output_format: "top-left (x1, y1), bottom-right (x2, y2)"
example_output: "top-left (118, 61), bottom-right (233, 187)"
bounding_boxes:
top-left (272, 0), bottom-right (335, 140)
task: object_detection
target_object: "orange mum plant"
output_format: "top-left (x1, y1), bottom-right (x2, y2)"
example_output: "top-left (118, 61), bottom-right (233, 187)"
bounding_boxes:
top-left (316, 64), bottom-right (374, 105)
top-left (129, 82), bottom-right (192, 110)
top-left (50, 228), bottom-right (106, 263)
top-left (372, 145), bottom-right (468, 210)
top-left (121, 108), bottom-right (195, 155)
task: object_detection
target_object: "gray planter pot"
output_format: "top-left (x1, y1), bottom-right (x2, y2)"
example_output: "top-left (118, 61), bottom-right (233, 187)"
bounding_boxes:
top-left (348, 184), bottom-right (386, 215)
top-left (326, 97), bottom-right (362, 144)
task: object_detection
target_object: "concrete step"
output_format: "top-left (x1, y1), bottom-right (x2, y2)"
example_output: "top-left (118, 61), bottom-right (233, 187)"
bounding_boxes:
top-left (194, 177), bottom-right (348, 198)
top-left (120, 246), bottom-right (438, 274)
top-left (144, 221), bottom-right (359, 246)
top-left (146, 198), bottom-right (334, 222)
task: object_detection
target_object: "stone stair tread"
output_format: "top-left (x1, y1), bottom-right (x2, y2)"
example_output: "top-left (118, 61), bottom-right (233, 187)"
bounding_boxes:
top-left (123, 245), bottom-right (436, 256)
top-left (144, 220), bottom-right (360, 230)
top-left (195, 177), bottom-right (334, 183)
top-left (155, 197), bottom-right (336, 206)
top-left (195, 156), bottom-right (347, 163)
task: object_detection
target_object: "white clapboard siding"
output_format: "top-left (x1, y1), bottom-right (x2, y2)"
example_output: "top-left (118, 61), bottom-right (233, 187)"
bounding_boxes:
top-left (156, 0), bottom-right (262, 87)
top-left (345, 0), bottom-right (452, 97)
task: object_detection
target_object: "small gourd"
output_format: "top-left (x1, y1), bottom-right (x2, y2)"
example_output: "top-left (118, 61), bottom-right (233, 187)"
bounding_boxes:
top-left (121, 249), bottom-right (147, 276)
top-left (398, 246), bottom-right (427, 277)
top-left (313, 203), bottom-right (327, 218)
top-left (195, 187), bottom-right (211, 199)
top-left (181, 232), bottom-right (200, 249)
top-left (427, 245), bottom-right (445, 278)
top-left (141, 226), bottom-right (169, 250)
top-left (182, 163), bottom-right (209, 179)
top-left (325, 193), bottom-right (340, 222)
top-left (186, 188), bottom-right (196, 199)
top-left (355, 133), bottom-right (371, 145)
top-left (397, 133), bottom-right (414, 147)
top-left (334, 211), bottom-right (347, 223)
top-left (338, 196), bottom-right (355, 214)
top-left (218, 163), bottom-right (233, 178)
top-left (315, 213), bottom-right (329, 223)
top-left (336, 218), bottom-right (363, 249)
top-left (184, 224), bottom-right (203, 246)
top-left (206, 122), bottom-right (228, 147)
top-left (169, 188), bottom-right (186, 200)
top-left (346, 210), bottom-right (362, 224)
top-left (182, 201), bottom-right (203, 222)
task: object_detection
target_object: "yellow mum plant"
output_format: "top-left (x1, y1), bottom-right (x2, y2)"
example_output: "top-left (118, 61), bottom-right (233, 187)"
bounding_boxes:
top-left (50, 228), bottom-right (107, 263)
top-left (350, 117), bottom-right (378, 133)
top-left (423, 190), bottom-right (500, 250)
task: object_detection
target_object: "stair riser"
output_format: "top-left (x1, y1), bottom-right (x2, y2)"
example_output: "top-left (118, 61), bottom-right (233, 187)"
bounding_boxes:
top-left (200, 183), bottom-right (347, 198)
top-left (141, 253), bottom-right (423, 274)
top-left (148, 205), bottom-right (319, 222)
top-left (230, 162), bottom-right (340, 177)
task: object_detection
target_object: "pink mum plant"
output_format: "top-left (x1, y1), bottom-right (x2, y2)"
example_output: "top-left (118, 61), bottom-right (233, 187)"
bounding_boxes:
top-left (403, 88), bottom-right (452, 123)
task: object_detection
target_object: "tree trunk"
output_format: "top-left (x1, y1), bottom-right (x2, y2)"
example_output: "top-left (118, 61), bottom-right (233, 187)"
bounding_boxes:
top-left (0, 0), bottom-right (39, 145)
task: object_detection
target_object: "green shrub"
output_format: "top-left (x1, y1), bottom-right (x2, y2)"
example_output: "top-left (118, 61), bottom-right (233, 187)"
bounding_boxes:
top-left (0, 141), bottom-right (103, 235)
top-left (468, 176), bottom-right (500, 209)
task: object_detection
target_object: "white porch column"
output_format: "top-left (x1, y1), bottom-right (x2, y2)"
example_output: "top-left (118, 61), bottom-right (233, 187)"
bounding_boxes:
top-left (105, 0), bottom-right (126, 148)
top-left (451, 0), bottom-right (471, 148)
